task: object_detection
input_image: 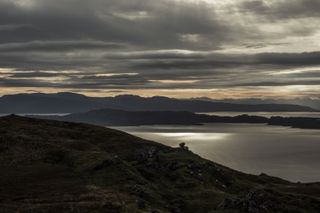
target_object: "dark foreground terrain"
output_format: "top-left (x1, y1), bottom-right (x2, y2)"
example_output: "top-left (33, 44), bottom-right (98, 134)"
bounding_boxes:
top-left (0, 115), bottom-right (320, 213)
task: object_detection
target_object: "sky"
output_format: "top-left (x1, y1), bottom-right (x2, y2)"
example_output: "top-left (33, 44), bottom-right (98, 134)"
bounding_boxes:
top-left (0, 0), bottom-right (319, 99)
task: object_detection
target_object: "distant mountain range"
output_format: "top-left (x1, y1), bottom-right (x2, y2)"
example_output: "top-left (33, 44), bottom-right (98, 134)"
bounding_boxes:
top-left (0, 92), bottom-right (317, 113)
top-left (192, 97), bottom-right (320, 110)
top-left (34, 108), bottom-right (320, 129)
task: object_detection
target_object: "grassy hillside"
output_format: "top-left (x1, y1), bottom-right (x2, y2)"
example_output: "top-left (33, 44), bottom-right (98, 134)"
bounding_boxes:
top-left (0, 115), bottom-right (319, 212)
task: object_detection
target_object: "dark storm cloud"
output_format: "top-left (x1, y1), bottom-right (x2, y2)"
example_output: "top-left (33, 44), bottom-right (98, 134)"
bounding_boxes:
top-left (0, 0), bottom-right (249, 72)
top-left (7, 72), bottom-right (64, 78)
top-left (129, 51), bottom-right (320, 70)
top-left (0, 41), bottom-right (125, 52)
top-left (0, 0), bottom-right (319, 95)
top-left (1, 49), bottom-right (320, 90)
top-left (236, 0), bottom-right (320, 41)
top-left (240, 0), bottom-right (320, 19)
top-left (235, 79), bottom-right (320, 87)
top-left (0, 0), bottom-right (241, 49)
top-left (287, 72), bottom-right (320, 78)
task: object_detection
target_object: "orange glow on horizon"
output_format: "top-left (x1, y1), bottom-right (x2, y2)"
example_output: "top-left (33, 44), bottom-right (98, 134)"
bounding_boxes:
top-left (1, 86), bottom-right (319, 100)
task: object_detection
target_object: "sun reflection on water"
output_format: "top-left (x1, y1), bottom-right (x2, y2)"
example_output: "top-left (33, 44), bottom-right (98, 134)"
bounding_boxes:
top-left (155, 132), bottom-right (231, 141)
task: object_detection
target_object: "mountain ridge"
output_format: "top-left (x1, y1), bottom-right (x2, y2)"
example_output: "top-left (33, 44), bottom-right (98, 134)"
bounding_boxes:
top-left (191, 97), bottom-right (320, 110)
top-left (0, 93), bottom-right (317, 113)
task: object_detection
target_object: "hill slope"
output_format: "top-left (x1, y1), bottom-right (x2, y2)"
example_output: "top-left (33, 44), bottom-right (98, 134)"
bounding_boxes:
top-left (0, 115), bottom-right (319, 213)
top-left (0, 93), bottom-right (317, 113)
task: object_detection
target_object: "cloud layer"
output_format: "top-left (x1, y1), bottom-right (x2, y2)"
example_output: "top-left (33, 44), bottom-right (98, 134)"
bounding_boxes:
top-left (0, 0), bottom-right (320, 99)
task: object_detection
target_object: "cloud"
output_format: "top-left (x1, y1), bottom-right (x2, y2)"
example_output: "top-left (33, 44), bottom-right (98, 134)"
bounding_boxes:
top-left (127, 51), bottom-right (320, 70)
top-left (240, 0), bottom-right (320, 19)
top-left (0, 0), bottom-right (241, 49)
top-left (235, 80), bottom-right (320, 87)
top-left (1, 49), bottom-right (320, 92)
top-left (0, 0), bottom-right (320, 98)
top-left (0, 40), bottom-right (125, 52)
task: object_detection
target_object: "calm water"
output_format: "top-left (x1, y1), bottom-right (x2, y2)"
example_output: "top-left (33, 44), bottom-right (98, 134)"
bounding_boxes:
top-left (114, 124), bottom-right (320, 183)
top-left (198, 111), bottom-right (320, 118)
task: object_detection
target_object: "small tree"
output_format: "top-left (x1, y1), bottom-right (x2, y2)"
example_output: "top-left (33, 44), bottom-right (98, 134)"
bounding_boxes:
top-left (179, 142), bottom-right (189, 151)
top-left (179, 142), bottom-right (185, 149)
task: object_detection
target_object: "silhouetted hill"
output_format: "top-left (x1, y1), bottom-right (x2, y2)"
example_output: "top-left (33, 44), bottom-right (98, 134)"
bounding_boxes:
top-left (269, 116), bottom-right (320, 129)
top-left (0, 93), bottom-right (107, 113)
top-left (34, 108), bottom-right (320, 129)
top-left (0, 93), bottom-right (317, 113)
top-left (0, 115), bottom-right (319, 212)
top-left (48, 108), bottom-right (214, 126)
top-left (193, 97), bottom-right (320, 110)
top-left (108, 95), bottom-right (317, 112)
